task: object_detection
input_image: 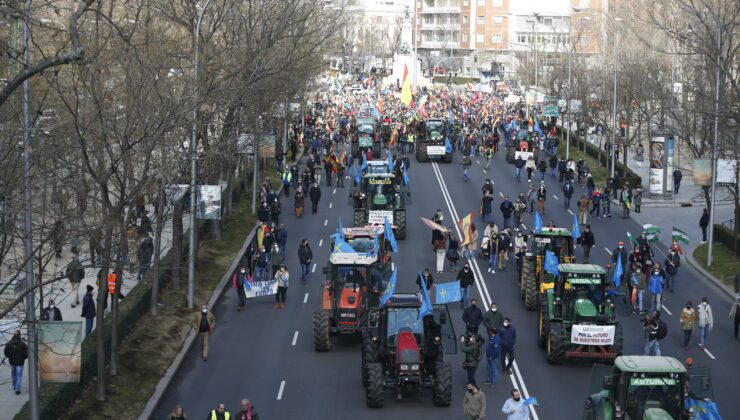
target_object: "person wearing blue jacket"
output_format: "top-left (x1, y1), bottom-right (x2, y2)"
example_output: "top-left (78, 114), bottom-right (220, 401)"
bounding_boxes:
top-left (648, 266), bottom-right (665, 313)
top-left (485, 328), bottom-right (502, 386)
top-left (499, 318), bottom-right (517, 374)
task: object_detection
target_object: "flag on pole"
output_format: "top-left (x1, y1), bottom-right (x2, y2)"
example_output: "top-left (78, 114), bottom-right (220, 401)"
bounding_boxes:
top-left (534, 211), bottom-right (543, 233)
top-left (445, 136), bottom-right (453, 153)
top-left (384, 217), bottom-right (398, 253)
top-left (401, 64), bottom-right (413, 106)
top-left (418, 271), bottom-right (433, 319)
top-left (686, 398), bottom-right (722, 420)
top-left (457, 212), bottom-right (475, 246)
top-left (533, 113), bottom-right (544, 138)
top-left (353, 166), bottom-right (361, 185)
top-left (613, 253), bottom-right (624, 287)
top-left (523, 397), bottom-right (540, 407)
top-left (435, 282), bottom-right (461, 303)
top-left (571, 213), bottom-right (581, 242)
top-left (387, 151), bottom-right (393, 172)
top-left (402, 162), bottom-right (409, 185)
top-left (338, 217), bottom-right (345, 241)
top-left (361, 154), bottom-right (367, 172)
top-left (544, 251), bottom-right (559, 277)
top-left (379, 268), bottom-right (398, 308)
top-left (642, 224), bottom-right (662, 242)
top-left (333, 236), bottom-right (357, 254)
top-left (672, 227), bottom-right (690, 244)
top-left (626, 231), bottom-right (637, 247)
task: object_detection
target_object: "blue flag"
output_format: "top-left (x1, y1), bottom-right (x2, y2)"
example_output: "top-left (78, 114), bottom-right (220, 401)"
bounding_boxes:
top-left (544, 250), bottom-right (559, 277)
top-left (523, 396), bottom-right (540, 407)
top-left (686, 398), bottom-right (722, 420)
top-left (418, 271), bottom-right (433, 319)
top-left (338, 217), bottom-right (345, 241)
top-left (448, 110), bottom-right (454, 126)
top-left (367, 229), bottom-right (379, 257)
top-left (613, 253), bottom-right (624, 287)
top-left (572, 213), bottom-right (581, 241)
top-left (387, 151), bottom-right (393, 172)
top-left (243, 274), bottom-right (251, 290)
top-left (534, 211), bottom-right (543, 233)
top-left (444, 136), bottom-right (453, 153)
top-left (333, 236), bottom-right (357, 254)
top-left (384, 217), bottom-right (398, 252)
top-left (353, 166), bottom-right (361, 185)
top-left (402, 162), bottom-right (409, 186)
top-left (379, 268), bottom-right (397, 308)
top-left (534, 114), bottom-right (544, 138)
top-left (360, 154), bottom-right (367, 172)
top-left (371, 104), bottom-right (380, 119)
top-left (435, 281), bottom-right (461, 303)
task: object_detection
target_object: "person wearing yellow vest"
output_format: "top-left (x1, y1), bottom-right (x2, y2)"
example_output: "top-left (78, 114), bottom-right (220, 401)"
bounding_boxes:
top-left (192, 304), bottom-right (215, 361)
top-left (208, 403), bottom-right (229, 420)
top-left (281, 170), bottom-right (292, 197)
top-left (407, 133), bottom-right (415, 153)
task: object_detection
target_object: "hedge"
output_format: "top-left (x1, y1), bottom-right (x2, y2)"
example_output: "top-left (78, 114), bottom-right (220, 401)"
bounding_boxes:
top-left (13, 232), bottom-right (187, 419)
top-left (713, 223), bottom-right (740, 256)
top-left (555, 127), bottom-right (642, 189)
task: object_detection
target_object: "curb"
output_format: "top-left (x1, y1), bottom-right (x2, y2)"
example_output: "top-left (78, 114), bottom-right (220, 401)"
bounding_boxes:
top-left (138, 154), bottom-right (301, 420)
top-left (683, 245), bottom-right (735, 300)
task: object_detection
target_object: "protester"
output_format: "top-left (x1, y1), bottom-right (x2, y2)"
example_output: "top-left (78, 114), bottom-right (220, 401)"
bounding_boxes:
top-left (697, 297), bottom-right (714, 349)
top-left (501, 389), bottom-right (528, 420)
top-left (168, 404), bottom-right (187, 420)
top-left (297, 239), bottom-right (312, 283)
top-left (485, 327), bottom-right (501, 387)
top-left (463, 298), bottom-right (484, 334)
top-left (447, 234), bottom-right (461, 272)
top-left (3, 330), bottom-right (28, 395)
top-left (461, 333), bottom-right (483, 384)
top-left (274, 264), bottom-right (289, 309)
top-left (192, 304), bottom-right (215, 361)
top-left (458, 263), bottom-right (474, 309)
top-left (309, 182), bottom-right (322, 214)
top-left (731, 289), bottom-right (740, 340)
top-left (664, 249), bottom-right (681, 293)
top-left (65, 255), bottom-right (86, 308)
top-left (699, 208), bottom-right (710, 243)
top-left (499, 317), bottom-right (516, 374)
top-left (679, 301), bottom-right (698, 350)
top-left (648, 265), bottom-right (665, 313)
top-left (579, 225), bottom-right (595, 263)
top-left (463, 381), bottom-right (487, 420)
top-left (234, 399), bottom-right (259, 420)
top-left (643, 310), bottom-right (665, 356)
top-left (81, 285), bottom-right (96, 336)
top-left (208, 403), bottom-right (230, 420)
top-left (232, 266), bottom-right (249, 311)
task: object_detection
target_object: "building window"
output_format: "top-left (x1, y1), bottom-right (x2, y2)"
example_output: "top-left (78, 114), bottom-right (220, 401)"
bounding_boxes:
top-left (462, 34), bottom-right (468, 42)
top-left (492, 16), bottom-right (502, 24)
top-left (580, 35), bottom-right (590, 47)
top-left (477, 16), bottom-right (484, 25)
top-left (492, 33), bottom-right (502, 43)
top-left (517, 34), bottom-right (526, 44)
top-left (492, 0), bottom-right (503, 6)
top-left (579, 0), bottom-right (590, 8)
top-left (463, 15), bottom-right (468, 24)
top-left (543, 17), bottom-right (552, 27)
top-left (463, 0), bottom-right (468, 6)
top-left (476, 33), bottom-right (484, 43)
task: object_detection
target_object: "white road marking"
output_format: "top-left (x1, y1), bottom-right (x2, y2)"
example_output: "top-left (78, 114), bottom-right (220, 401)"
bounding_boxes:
top-left (521, 224), bottom-right (527, 230)
top-left (329, 203), bottom-right (333, 208)
top-left (324, 219), bottom-right (328, 226)
top-left (303, 293), bottom-right (309, 303)
top-left (661, 305), bottom-right (673, 316)
top-left (333, 188), bottom-right (336, 195)
top-left (567, 209), bottom-right (574, 215)
top-left (319, 239), bottom-right (323, 247)
top-left (292, 331), bottom-right (299, 346)
top-left (277, 380), bottom-right (286, 400)
top-left (703, 348), bottom-right (717, 360)
top-left (604, 247), bottom-right (613, 255)
top-left (552, 195), bottom-right (559, 200)
top-left (312, 263), bottom-right (317, 272)
top-left (499, 192), bottom-right (504, 198)
top-left (392, 263), bottom-right (395, 271)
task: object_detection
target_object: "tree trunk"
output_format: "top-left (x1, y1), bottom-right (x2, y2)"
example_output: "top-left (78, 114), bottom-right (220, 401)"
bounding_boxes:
top-left (171, 201), bottom-right (183, 289)
top-left (150, 183), bottom-right (165, 315)
top-left (95, 224), bottom-right (113, 401)
top-left (703, 185), bottom-right (711, 212)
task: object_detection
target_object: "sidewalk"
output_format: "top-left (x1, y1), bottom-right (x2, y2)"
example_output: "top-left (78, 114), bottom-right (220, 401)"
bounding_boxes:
top-left (0, 204), bottom-right (189, 418)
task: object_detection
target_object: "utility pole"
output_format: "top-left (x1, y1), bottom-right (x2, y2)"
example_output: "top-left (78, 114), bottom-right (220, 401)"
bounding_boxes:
top-left (707, 8), bottom-right (721, 266)
top-left (566, 14), bottom-right (573, 161)
top-left (609, 21), bottom-right (618, 178)
top-left (22, 0), bottom-right (40, 418)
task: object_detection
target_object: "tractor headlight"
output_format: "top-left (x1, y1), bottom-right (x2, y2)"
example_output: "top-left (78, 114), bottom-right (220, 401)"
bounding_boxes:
top-left (411, 364), bottom-right (419, 371)
top-left (400, 364), bottom-right (409, 371)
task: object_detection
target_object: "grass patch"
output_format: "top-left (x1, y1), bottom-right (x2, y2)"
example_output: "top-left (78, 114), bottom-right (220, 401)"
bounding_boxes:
top-left (60, 169), bottom-right (277, 420)
top-left (692, 243), bottom-right (740, 290)
top-left (557, 138), bottom-right (609, 187)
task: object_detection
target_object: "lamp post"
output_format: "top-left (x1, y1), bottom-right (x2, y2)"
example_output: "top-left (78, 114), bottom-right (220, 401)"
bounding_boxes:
top-left (188, 0), bottom-right (214, 310)
top-left (566, 13), bottom-right (573, 161)
top-left (707, 8), bottom-right (722, 266)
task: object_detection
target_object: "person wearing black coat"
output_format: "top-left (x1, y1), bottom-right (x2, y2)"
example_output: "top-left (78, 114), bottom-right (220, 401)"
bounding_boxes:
top-left (457, 264), bottom-right (475, 309)
top-left (257, 201), bottom-right (270, 223)
top-left (81, 285), bottom-right (96, 336)
top-left (416, 269), bottom-right (434, 293)
top-left (4, 331), bottom-right (28, 394)
top-left (699, 208), bottom-right (710, 243)
top-left (308, 182), bottom-right (322, 214)
top-left (579, 225), bottom-right (596, 262)
top-left (297, 239), bottom-right (313, 283)
top-left (462, 299), bottom-right (484, 334)
top-left (41, 304), bottom-right (63, 321)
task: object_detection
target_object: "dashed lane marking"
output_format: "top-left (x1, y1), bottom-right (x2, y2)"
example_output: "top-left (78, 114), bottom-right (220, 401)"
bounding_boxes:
top-left (552, 195), bottom-right (559, 200)
top-left (292, 331), bottom-right (299, 346)
top-left (499, 192), bottom-right (504, 198)
top-left (303, 293), bottom-right (308, 303)
top-left (521, 224), bottom-right (527, 230)
top-left (319, 239), bottom-right (323, 247)
top-left (277, 381), bottom-right (286, 400)
top-left (323, 219), bottom-right (328, 226)
top-left (703, 348), bottom-right (717, 360)
top-left (568, 209), bottom-right (574, 215)
top-left (604, 247), bottom-right (613, 255)
top-left (333, 188), bottom-right (336, 195)
top-left (312, 263), bottom-right (316, 273)
top-left (661, 305), bottom-right (673, 316)
top-left (329, 203), bottom-right (333, 208)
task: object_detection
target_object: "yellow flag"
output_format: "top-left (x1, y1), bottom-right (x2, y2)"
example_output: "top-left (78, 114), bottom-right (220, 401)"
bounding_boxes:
top-left (401, 64), bottom-right (412, 106)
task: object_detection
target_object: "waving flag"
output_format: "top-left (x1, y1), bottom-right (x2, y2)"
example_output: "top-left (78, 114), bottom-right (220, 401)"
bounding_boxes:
top-left (379, 268), bottom-right (398, 308)
top-left (368, 229), bottom-right (379, 257)
top-left (613, 253), bottom-right (624, 287)
top-left (523, 396), bottom-right (540, 407)
top-left (534, 211), bottom-right (543, 233)
top-left (686, 398), bottom-right (721, 420)
top-left (384, 217), bottom-right (398, 253)
top-left (360, 154), bottom-right (367, 172)
top-left (353, 166), bottom-right (361, 185)
top-left (544, 250), bottom-right (559, 277)
top-left (672, 226), bottom-right (690, 244)
top-left (457, 212), bottom-right (475, 246)
top-left (445, 136), bottom-right (453, 153)
top-left (333, 236), bottom-right (357, 254)
top-left (418, 271), bottom-right (433, 319)
top-left (626, 231), bottom-right (637, 247)
top-left (642, 224), bottom-right (662, 242)
top-left (402, 162), bottom-right (409, 185)
top-left (435, 281), bottom-right (461, 303)
top-left (387, 151), bottom-right (393, 172)
top-left (533, 113), bottom-right (544, 138)
top-left (338, 217), bottom-right (345, 241)
top-left (401, 64), bottom-right (413, 106)
top-left (571, 213), bottom-right (581, 242)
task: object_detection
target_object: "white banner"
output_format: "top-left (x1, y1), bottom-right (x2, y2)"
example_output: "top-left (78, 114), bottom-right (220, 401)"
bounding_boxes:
top-left (570, 324), bottom-right (615, 346)
top-left (717, 159), bottom-right (738, 184)
top-left (427, 146), bottom-right (446, 155)
top-left (368, 210), bottom-right (394, 225)
top-left (515, 151), bottom-right (533, 160)
top-left (244, 280), bottom-right (279, 298)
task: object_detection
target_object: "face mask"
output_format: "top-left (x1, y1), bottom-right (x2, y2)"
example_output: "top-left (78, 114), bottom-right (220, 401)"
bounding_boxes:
top-left (654, 270), bottom-right (659, 274)
top-left (686, 305), bottom-right (691, 309)
top-left (468, 388), bottom-right (474, 393)
top-left (619, 246), bottom-right (623, 249)
top-left (492, 308), bottom-right (497, 312)
top-left (240, 270), bottom-right (246, 274)
top-left (201, 309), bottom-right (207, 313)
top-left (503, 322), bottom-right (509, 327)
top-left (513, 396), bottom-right (521, 401)
top-left (464, 268), bottom-right (469, 271)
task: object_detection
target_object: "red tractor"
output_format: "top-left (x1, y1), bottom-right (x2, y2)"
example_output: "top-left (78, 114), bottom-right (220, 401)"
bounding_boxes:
top-left (361, 293), bottom-right (456, 408)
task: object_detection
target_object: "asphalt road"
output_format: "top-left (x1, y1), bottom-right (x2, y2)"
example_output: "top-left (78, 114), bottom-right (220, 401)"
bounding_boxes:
top-left (152, 144), bottom-right (739, 419)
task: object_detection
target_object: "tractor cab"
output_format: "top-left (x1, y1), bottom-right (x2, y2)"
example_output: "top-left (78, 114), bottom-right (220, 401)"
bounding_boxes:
top-left (583, 356), bottom-right (716, 420)
top-left (351, 172), bottom-right (409, 239)
top-left (416, 118), bottom-right (452, 163)
top-left (352, 118), bottom-right (380, 158)
top-left (520, 227), bottom-right (575, 310)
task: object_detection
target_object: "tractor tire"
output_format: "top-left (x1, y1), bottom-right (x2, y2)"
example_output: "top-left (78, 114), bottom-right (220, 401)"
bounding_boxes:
top-left (546, 322), bottom-right (566, 364)
top-left (519, 257), bottom-right (532, 300)
top-left (416, 143), bottom-right (429, 162)
top-left (353, 209), bottom-right (366, 227)
top-left (313, 309), bottom-right (332, 352)
top-left (612, 323), bottom-right (624, 357)
top-left (506, 145), bottom-right (516, 163)
top-left (432, 361), bottom-right (452, 407)
top-left (537, 296), bottom-right (550, 348)
top-left (365, 362), bottom-right (385, 408)
top-left (361, 333), bottom-right (378, 387)
top-left (393, 209), bottom-right (406, 240)
top-left (524, 264), bottom-right (538, 311)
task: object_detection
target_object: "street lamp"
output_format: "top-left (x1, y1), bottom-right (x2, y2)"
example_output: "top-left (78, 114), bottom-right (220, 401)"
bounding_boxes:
top-left (578, 9), bottom-right (622, 178)
top-left (707, 8), bottom-right (722, 266)
top-left (188, 0), bottom-right (214, 310)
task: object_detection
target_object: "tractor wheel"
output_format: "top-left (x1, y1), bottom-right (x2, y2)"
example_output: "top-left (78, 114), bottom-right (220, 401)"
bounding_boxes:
top-left (537, 297), bottom-right (550, 348)
top-left (361, 333), bottom-right (378, 387)
top-left (353, 209), bottom-right (366, 227)
top-left (519, 258), bottom-right (532, 300)
top-left (416, 143), bottom-right (429, 162)
top-left (365, 362), bottom-right (385, 408)
top-left (312, 309), bottom-right (332, 352)
top-left (524, 265), bottom-right (537, 311)
top-left (432, 361), bottom-right (452, 407)
top-left (546, 322), bottom-right (566, 364)
top-left (612, 323), bottom-right (624, 357)
top-left (393, 210), bottom-right (406, 240)
top-left (506, 145), bottom-right (515, 163)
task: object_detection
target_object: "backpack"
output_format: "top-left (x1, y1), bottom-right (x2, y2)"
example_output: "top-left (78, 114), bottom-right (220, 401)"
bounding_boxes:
top-left (656, 320), bottom-right (668, 340)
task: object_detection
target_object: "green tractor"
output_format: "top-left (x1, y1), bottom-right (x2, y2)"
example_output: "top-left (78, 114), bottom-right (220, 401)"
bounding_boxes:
top-left (582, 356), bottom-right (716, 420)
top-left (538, 263), bottom-right (623, 364)
top-left (520, 227), bottom-right (576, 311)
top-left (352, 117), bottom-right (382, 158)
top-left (416, 118), bottom-right (452, 163)
top-left (351, 172), bottom-right (410, 239)
top-left (506, 120), bottom-right (540, 164)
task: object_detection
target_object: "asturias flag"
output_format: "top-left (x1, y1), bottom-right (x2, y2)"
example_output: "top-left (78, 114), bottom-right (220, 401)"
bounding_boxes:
top-left (435, 281), bottom-right (461, 304)
top-left (571, 213), bottom-right (581, 241)
top-left (384, 217), bottom-right (398, 253)
top-left (544, 250), bottom-right (559, 277)
top-left (379, 268), bottom-right (398, 308)
top-left (418, 271), bottom-right (433, 319)
top-left (534, 211), bottom-right (543, 233)
top-left (613, 253), bottom-right (624, 287)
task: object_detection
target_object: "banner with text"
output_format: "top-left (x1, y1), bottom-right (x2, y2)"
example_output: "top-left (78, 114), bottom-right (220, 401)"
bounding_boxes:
top-left (244, 280), bottom-right (279, 298)
top-left (570, 324), bottom-right (615, 346)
